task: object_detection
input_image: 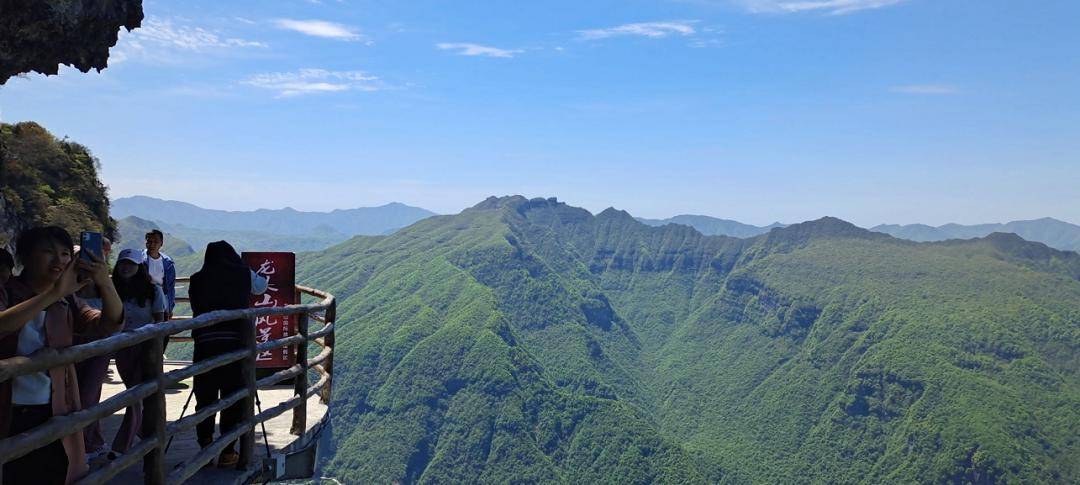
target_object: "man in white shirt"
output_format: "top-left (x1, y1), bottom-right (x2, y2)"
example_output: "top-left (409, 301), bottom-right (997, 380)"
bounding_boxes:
top-left (143, 230), bottom-right (176, 320)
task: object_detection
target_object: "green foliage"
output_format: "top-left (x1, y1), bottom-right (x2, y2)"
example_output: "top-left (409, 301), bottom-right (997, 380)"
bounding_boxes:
top-left (299, 196), bottom-right (1079, 484)
top-left (1, 122), bottom-right (116, 242)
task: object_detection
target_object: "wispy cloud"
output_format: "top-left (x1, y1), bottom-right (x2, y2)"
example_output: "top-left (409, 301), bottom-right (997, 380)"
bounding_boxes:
top-left (435, 43), bottom-right (523, 58)
top-left (577, 21), bottom-right (698, 40)
top-left (890, 84), bottom-right (959, 95)
top-left (737, 0), bottom-right (909, 15)
top-left (112, 17), bottom-right (266, 63)
top-left (273, 19), bottom-right (363, 41)
top-left (241, 68), bottom-right (380, 97)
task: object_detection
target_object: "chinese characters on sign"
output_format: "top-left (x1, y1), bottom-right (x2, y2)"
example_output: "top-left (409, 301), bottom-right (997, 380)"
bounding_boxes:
top-left (242, 252), bottom-right (297, 368)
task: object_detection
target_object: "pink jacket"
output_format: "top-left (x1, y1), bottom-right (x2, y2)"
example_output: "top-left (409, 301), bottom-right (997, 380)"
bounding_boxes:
top-left (0, 277), bottom-right (122, 484)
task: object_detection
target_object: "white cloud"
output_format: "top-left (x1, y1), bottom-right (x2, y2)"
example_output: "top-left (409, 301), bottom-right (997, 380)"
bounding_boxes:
top-left (435, 43), bottom-right (523, 58)
top-left (273, 19), bottom-right (362, 41)
top-left (126, 17), bottom-right (265, 50)
top-left (737, 0), bottom-right (909, 15)
top-left (688, 38), bottom-right (724, 48)
top-left (577, 21), bottom-right (698, 40)
top-left (890, 84), bottom-right (959, 95)
top-left (111, 17), bottom-right (265, 64)
top-left (242, 69), bottom-right (380, 97)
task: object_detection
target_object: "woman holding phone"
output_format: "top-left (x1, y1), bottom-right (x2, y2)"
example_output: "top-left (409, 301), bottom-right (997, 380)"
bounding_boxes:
top-left (105, 248), bottom-right (166, 458)
top-left (0, 226), bottom-right (123, 484)
top-left (73, 237), bottom-right (113, 460)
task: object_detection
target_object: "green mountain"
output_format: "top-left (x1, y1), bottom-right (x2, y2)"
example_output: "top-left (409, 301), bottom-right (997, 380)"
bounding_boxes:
top-left (115, 216), bottom-right (195, 257)
top-left (638, 214), bottom-right (785, 238)
top-left (872, 218), bottom-right (1080, 252)
top-left (298, 196), bottom-right (1080, 484)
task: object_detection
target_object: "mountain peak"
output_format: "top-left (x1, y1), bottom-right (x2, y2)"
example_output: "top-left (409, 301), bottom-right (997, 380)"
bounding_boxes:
top-left (782, 216), bottom-right (866, 236)
top-left (469, 195), bottom-right (530, 211)
top-left (596, 207), bottom-right (635, 222)
top-left (759, 216), bottom-right (884, 248)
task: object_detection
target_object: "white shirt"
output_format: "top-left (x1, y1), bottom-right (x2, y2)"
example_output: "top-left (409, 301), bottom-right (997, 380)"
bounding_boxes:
top-left (147, 254), bottom-right (165, 286)
top-left (13, 311), bottom-right (51, 405)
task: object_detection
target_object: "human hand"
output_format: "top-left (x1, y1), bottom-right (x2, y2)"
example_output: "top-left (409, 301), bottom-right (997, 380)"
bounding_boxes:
top-left (51, 258), bottom-right (90, 298)
top-left (76, 249), bottom-right (111, 287)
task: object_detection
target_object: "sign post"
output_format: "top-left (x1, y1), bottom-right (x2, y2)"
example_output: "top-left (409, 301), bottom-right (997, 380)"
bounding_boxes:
top-left (242, 252), bottom-right (297, 369)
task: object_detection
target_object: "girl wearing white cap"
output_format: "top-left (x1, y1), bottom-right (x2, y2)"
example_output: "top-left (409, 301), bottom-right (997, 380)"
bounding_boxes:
top-left (107, 248), bottom-right (166, 458)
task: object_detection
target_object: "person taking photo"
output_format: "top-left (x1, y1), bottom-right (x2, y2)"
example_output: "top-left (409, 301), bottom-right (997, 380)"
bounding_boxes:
top-left (0, 226), bottom-right (123, 484)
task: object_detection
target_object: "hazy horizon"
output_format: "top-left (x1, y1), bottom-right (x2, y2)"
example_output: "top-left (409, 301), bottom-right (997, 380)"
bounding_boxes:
top-left (3, 0), bottom-right (1077, 227)
top-left (113, 194), bottom-right (1079, 229)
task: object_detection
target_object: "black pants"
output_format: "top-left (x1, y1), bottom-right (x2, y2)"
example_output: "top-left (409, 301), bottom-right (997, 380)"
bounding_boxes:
top-left (193, 341), bottom-right (245, 451)
top-left (3, 405), bottom-right (67, 485)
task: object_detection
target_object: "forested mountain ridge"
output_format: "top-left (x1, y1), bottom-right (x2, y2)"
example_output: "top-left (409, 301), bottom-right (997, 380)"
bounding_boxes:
top-left (299, 196), bottom-right (1080, 484)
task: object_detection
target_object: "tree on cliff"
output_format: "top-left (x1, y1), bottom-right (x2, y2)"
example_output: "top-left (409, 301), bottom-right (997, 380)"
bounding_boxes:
top-left (0, 121), bottom-right (116, 244)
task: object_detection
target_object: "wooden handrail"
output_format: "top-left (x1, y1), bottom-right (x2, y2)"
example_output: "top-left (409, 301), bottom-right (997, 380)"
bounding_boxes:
top-left (0, 282), bottom-right (337, 485)
top-left (0, 303), bottom-right (331, 383)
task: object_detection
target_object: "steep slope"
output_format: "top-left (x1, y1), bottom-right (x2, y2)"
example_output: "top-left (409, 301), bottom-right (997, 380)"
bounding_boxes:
top-left (300, 201), bottom-right (706, 483)
top-left (299, 196), bottom-right (1080, 484)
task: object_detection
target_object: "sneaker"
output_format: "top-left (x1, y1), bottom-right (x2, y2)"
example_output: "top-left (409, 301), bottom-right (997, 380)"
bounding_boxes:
top-left (86, 448), bottom-right (108, 461)
top-left (218, 449), bottom-right (239, 468)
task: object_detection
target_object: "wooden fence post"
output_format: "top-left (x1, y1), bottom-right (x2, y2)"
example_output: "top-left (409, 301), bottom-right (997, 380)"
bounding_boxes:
top-left (291, 312), bottom-right (309, 435)
top-left (320, 300), bottom-right (336, 405)
top-left (238, 318), bottom-right (256, 470)
top-left (141, 336), bottom-right (167, 485)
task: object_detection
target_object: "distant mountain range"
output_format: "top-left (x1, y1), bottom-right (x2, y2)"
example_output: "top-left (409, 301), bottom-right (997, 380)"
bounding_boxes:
top-left (111, 196), bottom-right (438, 255)
top-left (871, 218), bottom-right (1080, 252)
top-left (112, 196), bottom-right (437, 237)
top-left (640, 214), bottom-right (1080, 252)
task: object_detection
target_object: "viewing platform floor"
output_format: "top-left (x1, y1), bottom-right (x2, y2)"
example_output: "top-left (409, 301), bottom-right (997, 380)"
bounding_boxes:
top-left (94, 362), bottom-right (327, 484)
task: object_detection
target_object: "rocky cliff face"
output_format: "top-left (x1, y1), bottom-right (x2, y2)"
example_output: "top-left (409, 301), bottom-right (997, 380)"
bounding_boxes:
top-left (0, 0), bottom-right (143, 83)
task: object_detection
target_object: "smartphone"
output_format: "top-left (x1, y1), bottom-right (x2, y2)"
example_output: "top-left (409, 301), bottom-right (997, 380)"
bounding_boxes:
top-left (80, 231), bottom-right (103, 262)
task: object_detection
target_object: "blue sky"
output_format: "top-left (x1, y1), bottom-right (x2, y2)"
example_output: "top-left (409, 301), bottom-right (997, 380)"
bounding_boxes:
top-left (2, 0), bottom-right (1078, 226)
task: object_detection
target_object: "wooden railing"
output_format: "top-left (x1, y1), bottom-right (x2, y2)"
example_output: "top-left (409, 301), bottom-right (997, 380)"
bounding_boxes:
top-left (0, 279), bottom-right (336, 485)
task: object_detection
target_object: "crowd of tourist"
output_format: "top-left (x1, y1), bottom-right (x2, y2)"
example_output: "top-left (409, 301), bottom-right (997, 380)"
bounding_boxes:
top-left (0, 226), bottom-right (267, 484)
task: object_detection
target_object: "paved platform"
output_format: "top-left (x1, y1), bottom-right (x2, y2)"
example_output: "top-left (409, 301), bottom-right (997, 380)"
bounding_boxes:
top-left (92, 362), bottom-right (327, 484)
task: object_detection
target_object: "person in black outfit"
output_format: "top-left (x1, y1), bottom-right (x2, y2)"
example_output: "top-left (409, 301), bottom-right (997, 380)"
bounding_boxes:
top-left (188, 241), bottom-right (266, 468)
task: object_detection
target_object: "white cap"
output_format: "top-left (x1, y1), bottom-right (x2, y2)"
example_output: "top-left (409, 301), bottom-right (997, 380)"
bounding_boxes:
top-left (117, 248), bottom-right (145, 265)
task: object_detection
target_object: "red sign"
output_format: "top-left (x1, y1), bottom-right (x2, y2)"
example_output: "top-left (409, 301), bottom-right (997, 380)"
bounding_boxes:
top-left (243, 252), bottom-right (297, 368)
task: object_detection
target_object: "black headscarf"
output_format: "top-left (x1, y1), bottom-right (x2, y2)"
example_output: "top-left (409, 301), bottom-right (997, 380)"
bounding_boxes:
top-left (190, 241), bottom-right (250, 315)
top-left (189, 241), bottom-right (252, 348)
